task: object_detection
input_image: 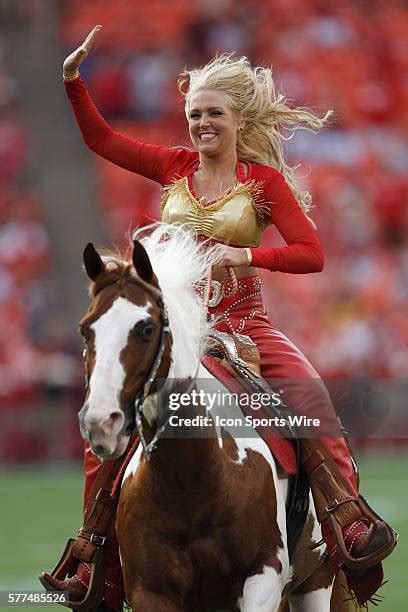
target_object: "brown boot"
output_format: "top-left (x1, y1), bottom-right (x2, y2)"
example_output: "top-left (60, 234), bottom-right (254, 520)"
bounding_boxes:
top-left (39, 436), bottom-right (139, 610)
top-left (301, 439), bottom-right (398, 605)
top-left (39, 540), bottom-right (124, 612)
top-left (39, 488), bottom-right (124, 611)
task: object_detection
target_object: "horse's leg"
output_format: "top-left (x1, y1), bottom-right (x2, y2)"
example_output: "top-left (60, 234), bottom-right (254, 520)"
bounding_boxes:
top-left (239, 566), bottom-right (282, 612)
top-left (287, 585), bottom-right (333, 612)
top-left (287, 556), bottom-right (334, 612)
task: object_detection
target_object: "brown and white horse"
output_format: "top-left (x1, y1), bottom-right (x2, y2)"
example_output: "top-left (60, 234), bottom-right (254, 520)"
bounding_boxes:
top-left (78, 225), bottom-right (354, 612)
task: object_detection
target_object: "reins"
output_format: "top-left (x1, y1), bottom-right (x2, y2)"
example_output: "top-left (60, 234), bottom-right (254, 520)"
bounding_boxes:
top-left (124, 296), bottom-right (170, 446)
top-left (125, 295), bottom-right (199, 460)
top-left (203, 266), bottom-right (239, 309)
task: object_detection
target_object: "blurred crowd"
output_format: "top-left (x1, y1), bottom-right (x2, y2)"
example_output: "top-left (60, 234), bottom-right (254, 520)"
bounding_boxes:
top-left (1, 0), bottom-right (407, 460)
top-left (0, 34), bottom-right (80, 461)
top-left (0, 44), bottom-right (48, 393)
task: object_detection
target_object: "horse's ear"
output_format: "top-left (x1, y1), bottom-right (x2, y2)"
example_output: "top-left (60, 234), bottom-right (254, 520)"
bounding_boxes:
top-left (83, 243), bottom-right (105, 280)
top-left (132, 240), bottom-right (153, 284)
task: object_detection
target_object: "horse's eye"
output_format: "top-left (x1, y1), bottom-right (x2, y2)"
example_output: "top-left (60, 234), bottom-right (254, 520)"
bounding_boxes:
top-left (140, 323), bottom-right (156, 342)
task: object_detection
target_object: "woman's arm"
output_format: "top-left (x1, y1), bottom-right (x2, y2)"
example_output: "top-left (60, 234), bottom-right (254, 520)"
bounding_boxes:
top-left (63, 26), bottom-right (188, 185)
top-left (250, 171), bottom-right (324, 273)
top-left (65, 77), bottom-right (185, 184)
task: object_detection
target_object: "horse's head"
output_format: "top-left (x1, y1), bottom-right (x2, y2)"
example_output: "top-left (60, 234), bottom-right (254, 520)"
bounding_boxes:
top-left (78, 239), bottom-right (171, 461)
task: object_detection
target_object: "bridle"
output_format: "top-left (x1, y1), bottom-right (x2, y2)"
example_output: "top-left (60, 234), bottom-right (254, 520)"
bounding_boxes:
top-left (86, 269), bottom-right (204, 460)
top-left (127, 266), bottom-right (222, 458)
top-left (124, 295), bottom-right (171, 458)
top-left (124, 294), bottom-right (199, 460)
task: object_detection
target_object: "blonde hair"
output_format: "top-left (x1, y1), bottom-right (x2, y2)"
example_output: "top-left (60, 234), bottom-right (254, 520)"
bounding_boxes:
top-left (178, 54), bottom-right (332, 217)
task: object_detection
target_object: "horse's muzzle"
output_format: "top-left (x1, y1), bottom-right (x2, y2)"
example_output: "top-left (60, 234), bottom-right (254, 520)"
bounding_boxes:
top-left (78, 402), bottom-right (128, 459)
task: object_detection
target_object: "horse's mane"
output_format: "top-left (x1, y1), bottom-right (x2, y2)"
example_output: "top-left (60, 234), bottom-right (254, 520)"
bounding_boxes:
top-left (135, 224), bottom-right (220, 379)
top-left (96, 224), bottom-right (219, 379)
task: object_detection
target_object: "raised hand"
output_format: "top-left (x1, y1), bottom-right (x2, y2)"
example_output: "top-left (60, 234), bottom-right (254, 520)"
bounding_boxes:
top-left (63, 25), bottom-right (102, 80)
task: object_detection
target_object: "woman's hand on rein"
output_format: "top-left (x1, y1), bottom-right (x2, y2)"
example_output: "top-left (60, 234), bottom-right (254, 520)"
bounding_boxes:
top-left (213, 245), bottom-right (248, 269)
top-left (63, 25), bottom-right (102, 79)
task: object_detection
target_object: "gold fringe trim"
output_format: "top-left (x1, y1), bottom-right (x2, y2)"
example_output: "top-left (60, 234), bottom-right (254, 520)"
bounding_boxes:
top-left (160, 177), bottom-right (270, 228)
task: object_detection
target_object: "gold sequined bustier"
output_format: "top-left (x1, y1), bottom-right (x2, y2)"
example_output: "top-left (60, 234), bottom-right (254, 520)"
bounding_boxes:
top-left (160, 177), bottom-right (269, 247)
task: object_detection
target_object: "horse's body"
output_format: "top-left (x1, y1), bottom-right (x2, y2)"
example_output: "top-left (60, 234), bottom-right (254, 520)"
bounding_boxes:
top-left (79, 225), bottom-right (351, 611)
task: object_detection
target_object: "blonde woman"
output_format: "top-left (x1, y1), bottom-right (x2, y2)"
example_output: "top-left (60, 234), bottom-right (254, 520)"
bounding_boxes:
top-left (40, 26), bottom-right (396, 611)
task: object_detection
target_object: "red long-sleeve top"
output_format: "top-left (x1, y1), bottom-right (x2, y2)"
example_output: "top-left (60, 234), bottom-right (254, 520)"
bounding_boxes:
top-left (65, 77), bottom-right (324, 274)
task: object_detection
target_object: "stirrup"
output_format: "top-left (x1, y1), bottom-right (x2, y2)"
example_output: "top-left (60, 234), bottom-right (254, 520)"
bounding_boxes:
top-left (326, 495), bottom-right (398, 572)
top-left (39, 538), bottom-right (106, 612)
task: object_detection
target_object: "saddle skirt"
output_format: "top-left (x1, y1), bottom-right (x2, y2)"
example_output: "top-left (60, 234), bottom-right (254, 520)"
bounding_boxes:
top-left (201, 354), bottom-right (297, 476)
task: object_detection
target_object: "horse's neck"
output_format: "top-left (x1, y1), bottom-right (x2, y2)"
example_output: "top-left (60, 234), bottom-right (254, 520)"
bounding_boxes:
top-left (151, 438), bottom-right (219, 488)
top-left (149, 400), bottom-right (221, 489)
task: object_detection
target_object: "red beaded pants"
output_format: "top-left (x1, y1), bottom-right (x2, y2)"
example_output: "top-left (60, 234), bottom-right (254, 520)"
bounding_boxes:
top-left (207, 277), bottom-right (358, 497)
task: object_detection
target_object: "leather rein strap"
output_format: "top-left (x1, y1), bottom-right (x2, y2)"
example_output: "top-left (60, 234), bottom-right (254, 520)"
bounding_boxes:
top-left (125, 297), bottom-right (171, 458)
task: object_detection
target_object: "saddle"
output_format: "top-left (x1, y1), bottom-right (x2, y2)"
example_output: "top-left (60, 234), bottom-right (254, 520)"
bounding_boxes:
top-left (203, 328), bottom-right (299, 466)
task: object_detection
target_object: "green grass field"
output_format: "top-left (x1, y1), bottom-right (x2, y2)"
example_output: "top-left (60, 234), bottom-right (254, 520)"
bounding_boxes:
top-left (0, 453), bottom-right (406, 611)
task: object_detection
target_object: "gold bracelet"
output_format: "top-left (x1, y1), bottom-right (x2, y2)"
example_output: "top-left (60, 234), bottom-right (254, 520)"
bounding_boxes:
top-left (63, 71), bottom-right (80, 82)
top-left (244, 247), bottom-right (252, 265)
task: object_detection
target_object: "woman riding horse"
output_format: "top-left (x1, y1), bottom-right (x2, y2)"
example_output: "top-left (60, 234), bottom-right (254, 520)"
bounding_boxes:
top-left (40, 25), bottom-right (396, 611)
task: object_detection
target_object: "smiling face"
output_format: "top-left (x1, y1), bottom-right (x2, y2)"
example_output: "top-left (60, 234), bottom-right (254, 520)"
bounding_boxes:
top-left (186, 89), bottom-right (243, 158)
